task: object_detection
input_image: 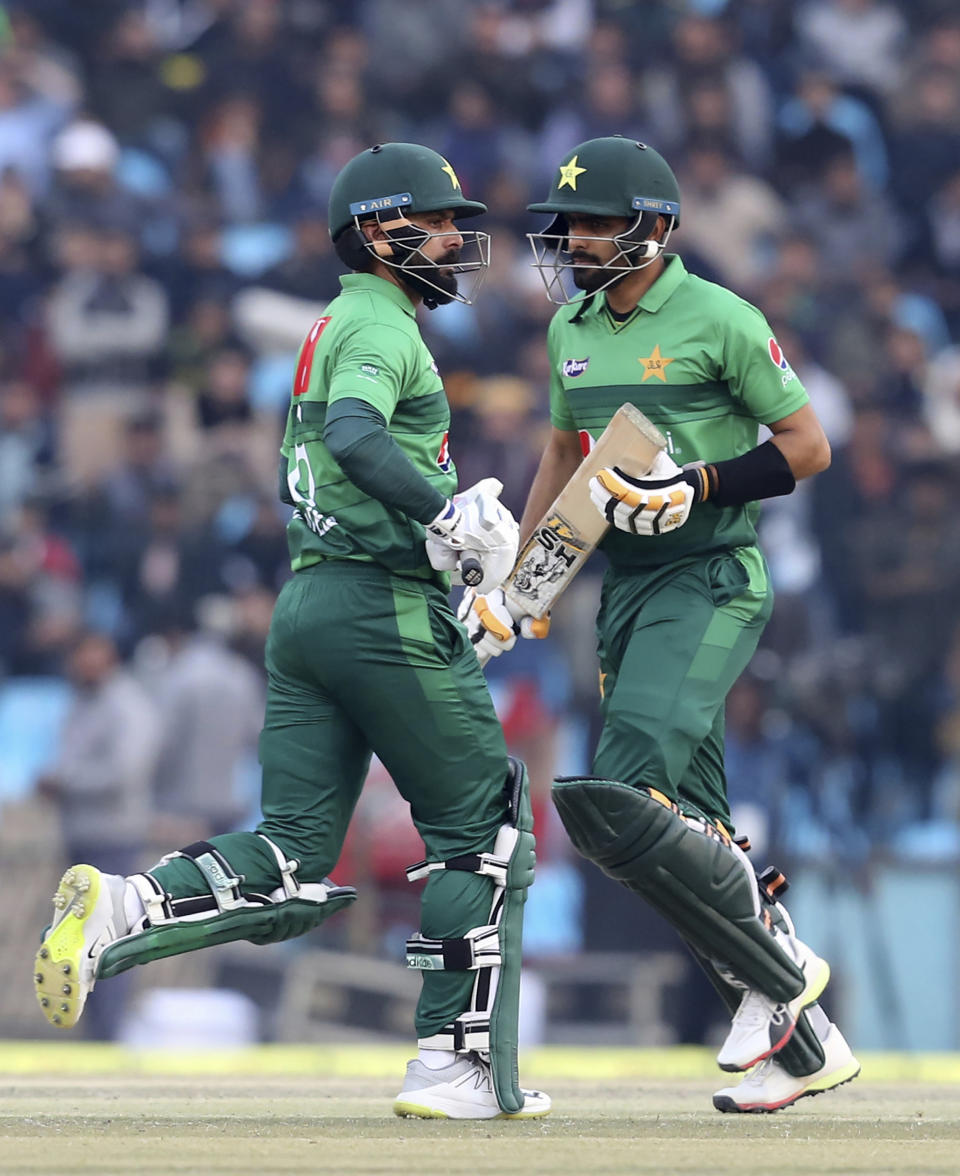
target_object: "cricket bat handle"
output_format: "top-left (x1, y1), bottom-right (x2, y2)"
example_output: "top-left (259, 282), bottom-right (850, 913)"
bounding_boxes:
top-left (459, 554), bottom-right (484, 588)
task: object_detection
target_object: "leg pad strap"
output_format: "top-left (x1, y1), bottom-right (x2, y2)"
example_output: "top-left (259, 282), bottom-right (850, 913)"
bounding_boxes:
top-left (97, 835), bottom-right (356, 979)
top-left (407, 757), bottom-right (534, 1115)
top-left (406, 925), bottom-right (501, 971)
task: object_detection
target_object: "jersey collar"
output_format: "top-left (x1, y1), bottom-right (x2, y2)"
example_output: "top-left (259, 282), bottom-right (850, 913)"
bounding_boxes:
top-left (339, 272), bottom-right (417, 318)
top-left (595, 253), bottom-right (688, 320)
top-left (635, 253), bottom-right (687, 313)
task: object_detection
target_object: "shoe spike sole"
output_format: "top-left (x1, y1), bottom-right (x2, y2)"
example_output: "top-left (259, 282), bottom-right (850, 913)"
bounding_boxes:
top-left (33, 865), bottom-right (101, 1029)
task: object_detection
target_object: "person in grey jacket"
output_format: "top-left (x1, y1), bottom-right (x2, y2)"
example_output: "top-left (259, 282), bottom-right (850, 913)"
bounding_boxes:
top-left (35, 630), bottom-right (161, 1038)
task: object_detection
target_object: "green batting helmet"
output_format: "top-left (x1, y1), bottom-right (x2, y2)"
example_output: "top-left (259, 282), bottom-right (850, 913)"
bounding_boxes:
top-left (328, 142), bottom-right (486, 240)
top-left (529, 135), bottom-right (680, 225)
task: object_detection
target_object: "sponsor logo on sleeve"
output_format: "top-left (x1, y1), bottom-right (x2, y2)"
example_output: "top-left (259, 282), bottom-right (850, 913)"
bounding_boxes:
top-left (436, 431), bottom-right (452, 472)
top-left (768, 337), bottom-right (797, 385)
top-left (768, 337), bottom-right (792, 370)
top-left (359, 363), bottom-right (380, 381)
top-left (562, 357), bottom-right (590, 378)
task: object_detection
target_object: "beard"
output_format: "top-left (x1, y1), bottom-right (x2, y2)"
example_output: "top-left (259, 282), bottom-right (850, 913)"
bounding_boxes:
top-left (400, 246), bottom-right (461, 306)
top-left (570, 251), bottom-right (627, 292)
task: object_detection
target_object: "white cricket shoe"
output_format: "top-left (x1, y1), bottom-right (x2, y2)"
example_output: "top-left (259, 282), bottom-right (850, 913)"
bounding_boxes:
top-left (34, 865), bottom-right (128, 1029)
top-left (716, 937), bottom-right (830, 1072)
top-left (393, 1052), bottom-right (551, 1119)
top-left (713, 1022), bottom-right (860, 1113)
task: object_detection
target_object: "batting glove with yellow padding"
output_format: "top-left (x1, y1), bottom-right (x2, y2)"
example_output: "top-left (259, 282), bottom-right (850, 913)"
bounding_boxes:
top-left (589, 450), bottom-right (711, 536)
top-left (458, 587), bottom-right (551, 660)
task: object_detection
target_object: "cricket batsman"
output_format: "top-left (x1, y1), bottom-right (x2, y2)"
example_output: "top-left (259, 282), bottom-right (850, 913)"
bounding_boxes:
top-left (33, 142), bottom-right (550, 1121)
top-left (464, 135), bottom-right (860, 1113)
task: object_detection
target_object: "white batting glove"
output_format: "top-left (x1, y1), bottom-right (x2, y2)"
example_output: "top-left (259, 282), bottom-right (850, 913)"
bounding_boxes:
top-left (424, 537), bottom-right (459, 573)
top-left (426, 478), bottom-right (519, 594)
top-left (457, 586), bottom-right (551, 660)
top-left (588, 450), bottom-right (710, 536)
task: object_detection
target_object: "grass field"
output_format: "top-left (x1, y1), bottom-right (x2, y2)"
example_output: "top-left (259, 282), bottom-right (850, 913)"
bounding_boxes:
top-left (1, 1045), bottom-right (959, 1175)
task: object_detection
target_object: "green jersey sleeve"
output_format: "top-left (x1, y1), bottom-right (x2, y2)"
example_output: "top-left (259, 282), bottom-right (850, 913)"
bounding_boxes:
top-left (719, 300), bottom-right (809, 425)
top-left (547, 312), bottom-right (576, 431)
top-left (327, 324), bottom-right (413, 421)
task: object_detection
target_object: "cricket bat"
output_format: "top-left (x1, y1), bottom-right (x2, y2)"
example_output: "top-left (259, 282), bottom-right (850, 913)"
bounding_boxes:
top-left (487, 404), bottom-right (666, 655)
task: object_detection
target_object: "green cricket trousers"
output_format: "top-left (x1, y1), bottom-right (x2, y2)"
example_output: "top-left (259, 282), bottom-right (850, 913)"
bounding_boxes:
top-left (152, 561), bottom-right (511, 1036)
top-left (593, 546), bottom-right (774, 829)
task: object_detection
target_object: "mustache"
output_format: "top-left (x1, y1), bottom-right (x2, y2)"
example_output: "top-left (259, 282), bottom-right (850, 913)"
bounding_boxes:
top-left (570, 250), bottom-right (603, 266)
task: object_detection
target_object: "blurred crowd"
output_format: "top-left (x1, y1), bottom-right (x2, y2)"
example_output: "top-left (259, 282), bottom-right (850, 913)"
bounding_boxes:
top-left (0, 0), bottom-right (959, 891)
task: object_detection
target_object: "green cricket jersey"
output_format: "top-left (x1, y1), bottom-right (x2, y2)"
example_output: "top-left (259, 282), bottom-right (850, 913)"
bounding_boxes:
top-left (547, 255), bottom-right (809, 571)
top-left (281, 273), bottom-right (456, 576)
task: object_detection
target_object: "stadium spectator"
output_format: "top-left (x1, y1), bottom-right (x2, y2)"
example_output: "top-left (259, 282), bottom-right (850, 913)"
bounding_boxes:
top-left (775, 69), bottom-right (888, 194)
top-left (675, 138), bottom-right (786, 293)
top-left (147, 610), bottom-right (263, 842)
top-left (0, 378), bottom-right (54, 516)
top-left (46, 219), bottom-right (169, 484)
top-left (34, 629), bottom-right (161, 1038)
top-left (0, 39), bottom-right (77, 198)
top-left (0, 495), bottom-right (82, 675)
top-left (796, 0), bottom-right (907, 100)
top-left (642, 13), bottom-right (773, 170)
top-left (791, 151), bottom-right (899, 285)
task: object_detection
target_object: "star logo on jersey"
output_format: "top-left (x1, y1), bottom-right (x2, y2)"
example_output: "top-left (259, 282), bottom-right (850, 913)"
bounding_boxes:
top-left (558, 155), bottom-right (587, 191)
top-left (638, 344), bottom-right (675, 382)
top-left (440, 159), bottom-right (461, 189)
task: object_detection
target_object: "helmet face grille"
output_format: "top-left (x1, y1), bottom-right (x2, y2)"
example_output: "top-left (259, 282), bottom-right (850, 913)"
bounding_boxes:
top-left (349, 208), bottom-right (491, 307)
top-left (526, 214), bottom-right (675, 305)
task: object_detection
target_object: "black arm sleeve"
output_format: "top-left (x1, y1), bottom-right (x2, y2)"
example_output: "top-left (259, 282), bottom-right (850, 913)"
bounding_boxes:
top-left (706, 439), bottom-right (796, 507)
top-left (322, 397), bottom-right (448, 524)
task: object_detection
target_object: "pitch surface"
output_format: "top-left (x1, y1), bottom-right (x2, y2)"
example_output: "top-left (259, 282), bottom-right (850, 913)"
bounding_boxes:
top-left (0, 1045), bottom-right (957, 1175)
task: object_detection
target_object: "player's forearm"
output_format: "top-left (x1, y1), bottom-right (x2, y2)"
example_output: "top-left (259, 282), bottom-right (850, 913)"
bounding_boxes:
top-left (767, 403), bottom-right (831, 481)
top-left (519, 429), bottom-right (583, 541)
top-left (768, 430), bottom-right (831, 481)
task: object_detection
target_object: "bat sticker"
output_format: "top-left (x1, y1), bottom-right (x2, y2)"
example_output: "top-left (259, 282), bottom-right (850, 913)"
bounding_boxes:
top-left (510, 514), bottom-right (587, 607)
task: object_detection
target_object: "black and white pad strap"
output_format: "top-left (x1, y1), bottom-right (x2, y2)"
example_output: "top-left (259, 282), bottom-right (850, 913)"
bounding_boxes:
top-left (126, 871), bottom-right (172, 926)
top-left (419, 1012), bottom-right (491, 1053)
top-left (405, 853), bottom-right (509, 888)
top-left (406, 924), bottom-right (501, 971)
top-left (257, 833), bottom-right (302, 900)
top-left (406, 840), bottom-right (512, 1058)
top-left (161, 842), bottom-right (246, 912)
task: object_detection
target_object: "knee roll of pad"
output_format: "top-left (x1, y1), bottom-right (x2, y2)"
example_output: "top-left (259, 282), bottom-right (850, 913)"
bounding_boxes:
top-left (405, 758), bottom-right (534, 1114)
top-left (97, 835), bottom-right (357, 979)
top-left (551, 776), bottom-right (806, 1003)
